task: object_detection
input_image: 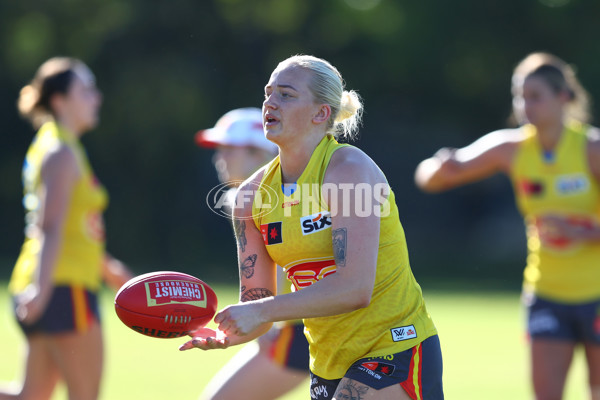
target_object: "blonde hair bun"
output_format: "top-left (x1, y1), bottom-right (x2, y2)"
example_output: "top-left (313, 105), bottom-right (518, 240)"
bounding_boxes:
top-left (335, 90), bottom-right (363, 140)
top-left (17, 84), bottom-right (40, 119)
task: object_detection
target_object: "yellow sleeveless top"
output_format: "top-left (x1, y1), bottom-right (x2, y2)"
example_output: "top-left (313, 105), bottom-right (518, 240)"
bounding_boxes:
top-left (510, 122), bottom-right (600, 302)
top-left (9, 122), bottom-right (108, 294)
top-left (252, 135), bottom-right (437, 379)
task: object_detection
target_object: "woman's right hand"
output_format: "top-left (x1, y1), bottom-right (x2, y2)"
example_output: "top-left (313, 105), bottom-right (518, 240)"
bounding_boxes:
top-left (179, 327), bottom-right (231, 351)
top-left (15, 285), bottom-right (50, 325)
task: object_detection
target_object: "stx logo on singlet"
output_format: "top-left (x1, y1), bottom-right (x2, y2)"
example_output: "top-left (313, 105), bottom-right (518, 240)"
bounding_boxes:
top-left (300, 211), bottom-right (332, 235)
top-left (286, 260), bottom-right (337, 290)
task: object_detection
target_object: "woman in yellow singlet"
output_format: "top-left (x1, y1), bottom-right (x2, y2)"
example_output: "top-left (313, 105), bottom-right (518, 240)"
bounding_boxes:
top-left (0, 57), bottom-right (133, 400)
top-left (415, 52), bottom-right (600, 399)
top-left (181, 55), bottom-right (444, 400)
top-left (195, 108), bottom-right (310, 400)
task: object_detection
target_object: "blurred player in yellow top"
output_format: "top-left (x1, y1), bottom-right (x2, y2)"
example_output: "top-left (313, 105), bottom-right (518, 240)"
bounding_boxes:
top-left (415, 52), bottom-right (600, 399)
top-left (182, 55), bottom-right (443, 400)
top-left (195, 108), bottom-right (310, 399)
top-left (0, 57), bottom-right (133, 400)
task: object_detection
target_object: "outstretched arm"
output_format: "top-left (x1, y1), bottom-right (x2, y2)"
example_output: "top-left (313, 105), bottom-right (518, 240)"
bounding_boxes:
top-left (414, 129), bottom-right (520, 193)
top-left (180, 170), bottom-right (276, 351)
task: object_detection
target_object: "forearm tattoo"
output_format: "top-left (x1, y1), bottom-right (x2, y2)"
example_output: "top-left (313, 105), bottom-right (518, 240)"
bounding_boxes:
top-left (333, 379), bottom-right (369, 400)
top-left (233, 219), bottom-right (247, 253)
top-left (240, 254), bottom-right (257, 279)
top-left (332, 228), bottom-right (347, 267)
top-left (240, 285), bottom-right (246, 293)
top-left (241, 288), bottom-right (274, 302)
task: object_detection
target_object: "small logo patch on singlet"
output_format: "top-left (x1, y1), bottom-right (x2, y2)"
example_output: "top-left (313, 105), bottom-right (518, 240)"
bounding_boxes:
top-left (260, 222), bottom-right (283, 245)
top-left (520, 178), bottom-right (545, 196)
top-left (390, 325), bottom-right (417, 342)
top-left (555, 174), bottom-right (589, 195)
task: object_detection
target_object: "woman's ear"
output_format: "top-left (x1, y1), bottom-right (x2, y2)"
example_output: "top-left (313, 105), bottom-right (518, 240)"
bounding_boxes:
top-left (313, 104), bottom-right (331, 125)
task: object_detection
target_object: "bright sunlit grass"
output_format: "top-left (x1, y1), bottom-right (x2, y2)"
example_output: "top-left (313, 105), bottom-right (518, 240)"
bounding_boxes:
top-left (0, 283), bottom-right (589, 399)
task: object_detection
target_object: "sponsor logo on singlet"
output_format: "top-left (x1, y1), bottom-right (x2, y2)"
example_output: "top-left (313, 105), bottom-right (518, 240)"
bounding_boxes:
top-left (536, 215), bottom-right (595, 250)
top-left (86, 212), bottom-right (105, 241)
top-left (282, 199), bottom-right (300, 208)
top-left (555, 174), bottom-right (589, 195)
top-left (300, 211), bottom-right (332, 235)
top-left (390, 325), bottom-right (417, 342)
top-left (286, 260), bottom-right (337, 290)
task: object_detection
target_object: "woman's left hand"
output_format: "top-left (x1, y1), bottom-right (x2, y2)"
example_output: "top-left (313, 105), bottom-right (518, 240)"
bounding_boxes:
top-left (214, 302), bottom-right (265, 337)
top-left (15, 285), bottom-right (50, 325)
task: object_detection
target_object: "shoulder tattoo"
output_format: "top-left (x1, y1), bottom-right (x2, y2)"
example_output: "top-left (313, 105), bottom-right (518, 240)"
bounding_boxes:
top-left (332, 228), bottom-right (347, 267)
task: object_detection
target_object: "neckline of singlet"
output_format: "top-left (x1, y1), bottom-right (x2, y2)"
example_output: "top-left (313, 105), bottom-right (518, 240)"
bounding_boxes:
top-left (542, 150), bottom-right (555, 163)
top-left (281, 183), bottom-right (297, 196)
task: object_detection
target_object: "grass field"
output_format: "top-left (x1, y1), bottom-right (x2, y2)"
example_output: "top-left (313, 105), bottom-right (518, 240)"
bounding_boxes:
top-left (0, 282), bottom-right (590, 399)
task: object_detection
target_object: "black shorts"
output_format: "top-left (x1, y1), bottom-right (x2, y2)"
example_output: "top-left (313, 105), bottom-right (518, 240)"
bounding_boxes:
top-left (14, 285), bottom-right (100, 335)
top-left (525, 293), bottom-right (600, 343)
top-left (310, 335), bottom-right (444, 400)
top-left (267, 322), bottom-right (310, 371)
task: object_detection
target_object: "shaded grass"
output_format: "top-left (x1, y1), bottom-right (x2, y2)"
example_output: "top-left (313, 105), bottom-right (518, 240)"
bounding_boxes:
top-left (0, 282), bottom-right (589, 399)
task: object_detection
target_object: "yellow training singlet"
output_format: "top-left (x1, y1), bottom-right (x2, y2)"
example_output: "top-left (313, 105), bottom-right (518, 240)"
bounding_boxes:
top-left (9, 122), bottom-right (108, 294)
top-left (252, 135), bottom-right (437, 379)
top-left (510, 122), bottom-right (600, 302)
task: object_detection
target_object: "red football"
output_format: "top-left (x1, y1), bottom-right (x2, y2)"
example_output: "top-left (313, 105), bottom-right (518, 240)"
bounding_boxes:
top-left (114, 271), bottom-right (218, 339)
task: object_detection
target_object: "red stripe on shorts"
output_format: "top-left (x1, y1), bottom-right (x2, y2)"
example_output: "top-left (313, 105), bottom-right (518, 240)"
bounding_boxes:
top-left (401, 345), bottom-right (418, 399)
top-left (269, 325), bottom-right (293, 367)
top-left (400, 343), bottom-right (423, 400)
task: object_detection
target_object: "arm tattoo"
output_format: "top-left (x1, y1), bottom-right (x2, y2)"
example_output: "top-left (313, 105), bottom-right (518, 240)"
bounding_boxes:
top-left (333, 379), bottom-right (369, 400)
top-left (240, 285), bottom-right (246, 293)
top-left (241, 288), bottom-right (274, 302)
top-left (332, 228), bottom-right (347, 267)
top-left (233, 219), bottom-right (247, 253)
top-left (240, 254), bottom-right (257, 279)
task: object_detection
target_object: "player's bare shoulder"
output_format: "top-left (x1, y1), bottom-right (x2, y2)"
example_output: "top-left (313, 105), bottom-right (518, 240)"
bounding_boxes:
top-left (325, 145), bottom-right (385, 185)
top-left (41, 143), bottom-right (80, 182)
top-left (479, 128), bottom-right (526, 171)
top-left (484, 127), bottom-right (527, 148)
